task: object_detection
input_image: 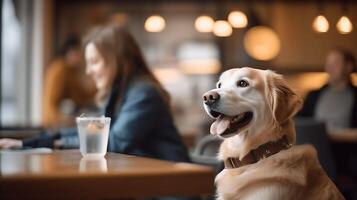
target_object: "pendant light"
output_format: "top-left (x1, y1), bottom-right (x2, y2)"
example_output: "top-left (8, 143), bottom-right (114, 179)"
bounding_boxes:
top-left (195, 15), bottom-right (215, 33)
top-left (145, 15), bottom-right (166, 33)
top-left (228, 10), bottom-right (248, 28)
top-left (312, 3), bottom-right (329, 33)
top-left (336, 2), bottom-right (353, 34)
top-left (213, 20), bottom-right (233, 37)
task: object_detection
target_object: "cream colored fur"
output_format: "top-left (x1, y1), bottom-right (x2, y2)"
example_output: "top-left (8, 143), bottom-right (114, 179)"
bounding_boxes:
top-left (204, 67), bottom-right (344, 200)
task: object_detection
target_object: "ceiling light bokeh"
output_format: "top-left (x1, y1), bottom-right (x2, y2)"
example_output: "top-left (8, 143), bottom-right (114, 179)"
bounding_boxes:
top-left (228, 11), bottom-right (248, 28)
top-left (145, 15), bottom-right (166, 32)
top-left (336, 16), bottom-right (353, 34)
top-left (213, 20), bottom-right (233, 37)
top-left (195, 15), bottom-right (215, 33)
top-left (312, 15), bottom-right (329, 33)
top-left (177, 42), bottom-right (221, 74)
top-left (243, 26), bottom-right (281, 61)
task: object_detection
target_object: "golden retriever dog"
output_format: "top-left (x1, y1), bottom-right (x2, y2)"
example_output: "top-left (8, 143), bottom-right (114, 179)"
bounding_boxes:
top-left (202, 67), bottom-right (344, 200)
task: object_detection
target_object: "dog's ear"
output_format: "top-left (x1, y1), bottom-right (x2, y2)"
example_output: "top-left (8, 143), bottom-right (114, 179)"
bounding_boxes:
top-left (267, 71), bottom-right (303, 124)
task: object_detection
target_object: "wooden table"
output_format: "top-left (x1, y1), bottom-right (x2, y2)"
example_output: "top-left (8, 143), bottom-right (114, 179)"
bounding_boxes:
top-left (0, 150), bottom-right (214, 200)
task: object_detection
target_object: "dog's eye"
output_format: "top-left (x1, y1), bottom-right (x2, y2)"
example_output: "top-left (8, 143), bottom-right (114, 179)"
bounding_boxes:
top-left (237, 80), bottom-right (249, 87)
top-left (217, 82), bottom-right (222, 88)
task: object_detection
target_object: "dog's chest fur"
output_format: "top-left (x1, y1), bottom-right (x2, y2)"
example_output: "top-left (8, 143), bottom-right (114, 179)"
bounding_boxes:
top-left (215, 145), bottom-right (343, 200)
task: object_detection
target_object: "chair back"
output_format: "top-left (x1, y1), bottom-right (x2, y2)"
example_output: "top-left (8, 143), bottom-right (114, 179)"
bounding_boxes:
top-left (191, 134), bottom-right (223, 174)
top-left (194, 134), bottom-right (222, 157)
top-left (294, 117), bottom-right (336, 180)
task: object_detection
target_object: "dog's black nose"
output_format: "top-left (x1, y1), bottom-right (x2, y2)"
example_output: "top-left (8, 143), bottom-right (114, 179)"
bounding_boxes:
top-left (203, 91), bottom-right (220, 106)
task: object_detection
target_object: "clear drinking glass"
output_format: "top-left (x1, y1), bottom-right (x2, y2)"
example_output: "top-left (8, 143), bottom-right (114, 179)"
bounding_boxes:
top-left (76, 116), bottom-right (111, 157)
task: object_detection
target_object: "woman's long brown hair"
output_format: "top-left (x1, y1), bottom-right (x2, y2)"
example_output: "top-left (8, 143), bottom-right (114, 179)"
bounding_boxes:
top-left (83, 25), bottom-right (170, 116)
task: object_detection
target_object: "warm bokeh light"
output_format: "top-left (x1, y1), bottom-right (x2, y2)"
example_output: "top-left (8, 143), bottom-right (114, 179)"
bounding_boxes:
top-left (352, 73), bottom-right (357, 86)
top-left (179, 59), bottom-right (221, 74)
top-left (336, 16), bottom-right (353, 34)
top-left (195, 15), bottom-right (215, 33)
top-left (177, 42), bottom-right (221, 74)
top-left (144, 15), bottom-right (166, 32)
top-left (286, 73), bottom-right (357, 98)
top-left (153, 68), bottom-right (183, 84)
top-left (213, 20), bottom-right (233, 37)
top-left (284, 73), bottom-right (328, 97)
top-left (228, 11), bottom-right (248, 28)
top-left (243, 26), bottom-right (281, 61)
top-left (312, 15), bottom-right (329, 33)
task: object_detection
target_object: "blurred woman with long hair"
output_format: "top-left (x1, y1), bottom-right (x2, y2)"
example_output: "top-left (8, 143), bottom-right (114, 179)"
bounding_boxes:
top-left (0, 25), bottom-right (190, 163)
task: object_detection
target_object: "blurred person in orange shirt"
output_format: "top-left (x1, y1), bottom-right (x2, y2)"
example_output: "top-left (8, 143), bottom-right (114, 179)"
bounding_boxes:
top-left (43, 36), bottom-right (96, 128)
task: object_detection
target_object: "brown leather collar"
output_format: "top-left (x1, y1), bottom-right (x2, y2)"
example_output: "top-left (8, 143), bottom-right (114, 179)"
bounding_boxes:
top-left (224, 136), bottom-right (291, 169)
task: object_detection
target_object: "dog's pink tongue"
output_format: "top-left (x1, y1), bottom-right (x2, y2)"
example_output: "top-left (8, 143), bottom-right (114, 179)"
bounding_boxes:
top-left (210, 115), bottom-right (231, 135)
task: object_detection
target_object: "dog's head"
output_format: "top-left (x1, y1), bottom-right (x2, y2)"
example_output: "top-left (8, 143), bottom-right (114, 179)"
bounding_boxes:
top-left (203, 67), bottom-right (302, 157)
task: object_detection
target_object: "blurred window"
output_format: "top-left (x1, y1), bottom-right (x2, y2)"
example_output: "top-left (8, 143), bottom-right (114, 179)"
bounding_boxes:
top-left (1, 0), bottom-right (43, 127)
top-left (1, 0), bottom-right (21, 126)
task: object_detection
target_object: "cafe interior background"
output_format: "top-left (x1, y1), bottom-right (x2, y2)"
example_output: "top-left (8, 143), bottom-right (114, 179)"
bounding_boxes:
top-left (2, 0), bottom-right (357, 134)
top-left (1, 0), bottom-right (357, 197)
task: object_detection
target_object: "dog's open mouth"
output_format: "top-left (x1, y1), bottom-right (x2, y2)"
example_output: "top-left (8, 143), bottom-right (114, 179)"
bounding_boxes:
top-left (210, 111), bottom-right (253, 138)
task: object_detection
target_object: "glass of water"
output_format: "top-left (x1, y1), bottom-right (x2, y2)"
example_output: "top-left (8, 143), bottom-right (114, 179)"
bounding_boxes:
top-left (76, 116), bottom-right (111, 157)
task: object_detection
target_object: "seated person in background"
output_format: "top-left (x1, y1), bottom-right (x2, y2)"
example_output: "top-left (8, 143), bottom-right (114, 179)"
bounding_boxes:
top-left (298, 48), bottom-right (357, 197)
top-left (298, 48), bottom-right (357, 139)
top-left (43, 36), bottom-right (96, 128)
top-left (0, 25), bottom-right (191, 163)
